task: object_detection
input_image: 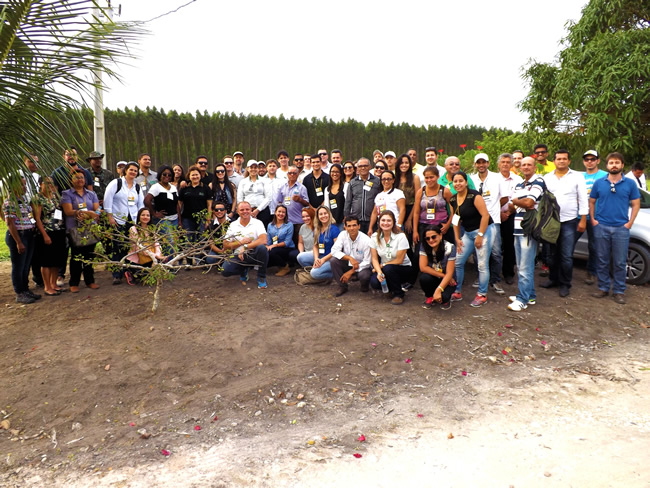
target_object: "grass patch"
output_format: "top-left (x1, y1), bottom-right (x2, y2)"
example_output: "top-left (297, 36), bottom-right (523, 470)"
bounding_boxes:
top-left (0, 220), bottom-right (9, 261)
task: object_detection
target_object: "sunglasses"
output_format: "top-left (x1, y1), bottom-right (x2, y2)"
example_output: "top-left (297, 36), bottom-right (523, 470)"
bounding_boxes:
top-left (610, 182), bottom-right (616, 193)
top-left (318, 153), bottom-right (327, 157)
top-left (294, 158), bottom-right (304, 162)
top-left (344, 166), bottom-right (354, 170)
top-left (214, 208), bottom-right (226, 212)
top-left (225, 161), bottom-right (234, 165)
top-left (198, 161), bottom-right (208, 165)
top-left (425, 235), bottom-right (440, 241)
top-left (534, 150), bottom-right (548, 155)
top-left (381, 177), bottom-right (394, 182)
top-left (375, 165), bottom-right (386, 170)
top-left (215, 169), bottom-right (225, 174)
top-left (161, 172), bottom-right (173, 177)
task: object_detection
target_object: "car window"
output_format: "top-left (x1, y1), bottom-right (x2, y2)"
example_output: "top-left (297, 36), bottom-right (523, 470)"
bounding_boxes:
top-left (638, 189), bottom-right (650, 209)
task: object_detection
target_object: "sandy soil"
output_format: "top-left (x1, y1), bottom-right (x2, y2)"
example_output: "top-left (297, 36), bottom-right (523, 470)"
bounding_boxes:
top-left (1, 260), bottom-right (649, 487)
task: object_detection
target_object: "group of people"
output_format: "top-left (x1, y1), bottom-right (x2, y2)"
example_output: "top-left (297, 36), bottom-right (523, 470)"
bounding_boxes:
top-left (3, 145), bottom-right (644, 309)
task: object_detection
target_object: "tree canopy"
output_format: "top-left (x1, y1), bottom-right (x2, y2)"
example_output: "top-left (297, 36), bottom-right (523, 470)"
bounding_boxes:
top-left (519, 0), bottom-right (650, 161)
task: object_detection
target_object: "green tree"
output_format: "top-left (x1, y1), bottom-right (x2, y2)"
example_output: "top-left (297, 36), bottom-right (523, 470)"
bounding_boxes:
top-left (519, 0), bottom-right (650, 162)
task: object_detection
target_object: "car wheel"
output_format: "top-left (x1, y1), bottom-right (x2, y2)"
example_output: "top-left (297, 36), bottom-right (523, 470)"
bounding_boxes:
top-left (627, 242), bottom-right (650, 285)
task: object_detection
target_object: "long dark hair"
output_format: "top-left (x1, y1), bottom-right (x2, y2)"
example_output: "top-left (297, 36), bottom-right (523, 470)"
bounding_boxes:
top-left (328, 163), bottom-right (343, 192)
top-left (395, 154), bottom-right (415, 187)
top-left (213, 162), bottom-right (235, 197)
top-left (172, 164), bottom-right (185, 185)
top-left (272, 204), bottom-right (288, 226)
top-left (422, 224), bottom-right (445, 264)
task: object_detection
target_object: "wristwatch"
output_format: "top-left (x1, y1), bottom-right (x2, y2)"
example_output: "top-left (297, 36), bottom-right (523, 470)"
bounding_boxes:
top-left (477, 232), bottom-right (484, 237)
top-left (244, 244), bottom-right (249, 250)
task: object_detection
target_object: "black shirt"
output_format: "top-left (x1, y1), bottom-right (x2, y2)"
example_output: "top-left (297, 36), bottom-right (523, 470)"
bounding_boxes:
top-left (449, 189), bottom-right (493, 232)
top-left (303, 171), bottom-right (331, 208)
top-left (179, 183), bottom-right (211, 222)
top-left (327, 185), bottom-right (346, 224)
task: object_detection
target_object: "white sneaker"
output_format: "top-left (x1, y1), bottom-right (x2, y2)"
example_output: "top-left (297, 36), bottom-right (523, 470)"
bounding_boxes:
top-left (491, 283), bottom-right (505, 295)
top-left (472, 278), bottom-right (479, 288)
top-left (56, 276), bottom-right (65, 287)
top-left (508, 295), bottom-right (536, 305)
top-left (507, 300), bottom-right (528, 311)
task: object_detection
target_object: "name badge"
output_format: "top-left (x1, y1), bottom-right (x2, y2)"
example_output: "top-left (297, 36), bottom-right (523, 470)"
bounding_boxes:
top-left (272, 236), bottom-right (278, 244)
top-left (330, 199), bottom-right (337, 209)
top-left (94, 177), bottom-right (100, 187)
top-left (28, 212), bottom-right (36, 224)
top-left (316, 187), bottom-right (323, 197)
top-left (452, 214), bottom-right (460, 226)
top-left (377, 204), bottom-right (386, 215)
top-left (53, 209), bottom-right (63, 220)
top-left (128, 195), bottom-right (136, 206)
top-left (284, 196), bottom-right (291, 206)
top-left (426, 208), bottom-right (435, 220)
top-left (318, 243), bottom-right (325, 254)
top-left (363, 181), bottom-right (373, 191)
top-left (78, 202), bottom-right (87, 211)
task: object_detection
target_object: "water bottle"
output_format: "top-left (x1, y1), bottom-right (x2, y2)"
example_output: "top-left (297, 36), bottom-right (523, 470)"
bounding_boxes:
top-left (380, 275), bottom-right (389, 294)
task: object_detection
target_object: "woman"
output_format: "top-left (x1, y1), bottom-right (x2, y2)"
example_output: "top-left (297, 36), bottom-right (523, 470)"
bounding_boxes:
top-left (413, 166), bottom-right (453, 246)
top-left (172, 164), bottom-right (186, 189)
top-left (296, 205), bottom-right (340, 280)
top-left (33, 177), bottom-right (67, 296)
top-left (419, 225), bottom-right (456, 310)
top-left (342, 161), bottom-right (356, 196)
top-left (368, 170), bottom-right (406, 232)
top-left (395, 154), bottom-right (421, 234)
top-left (297, 207), bottom-right (316, 253)
top-left (449, 171), bottom-right (495, 307)
top-left (324, 163), bottom-right (345, 229)
top-left (61, 168), bottom-right (101, 293)
top-left (3, 176), bottom-right (40, 303)
top-left (178, 165), bottom-right (212, 262)
top-left (211, 162), bottom-right (237, 220)
top-left (373, 159), bottom-right (387, 178)
top-left (125, 207), bottom-right (164, 285)
top-left (144, 165), bottom-right (179, 225)
top-left (266, 205), bottom-right (296, 276)
top-left (369, 210), bottom-right (411, 305)
top-left (237, 160), bottom-right (271, 228)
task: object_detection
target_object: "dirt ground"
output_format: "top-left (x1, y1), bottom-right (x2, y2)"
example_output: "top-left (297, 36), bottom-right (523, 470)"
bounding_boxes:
top-left (1, 260), bottom-right (649, 487)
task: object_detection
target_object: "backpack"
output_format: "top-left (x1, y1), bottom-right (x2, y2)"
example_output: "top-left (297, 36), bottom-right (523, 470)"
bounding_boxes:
top-left (521, 189), bottom-right (561, 244)
top-left (116, 178), bottom-right (141, 194)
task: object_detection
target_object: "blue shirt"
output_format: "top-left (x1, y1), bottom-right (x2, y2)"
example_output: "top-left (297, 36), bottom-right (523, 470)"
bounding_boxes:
top-left (267, 222), bottom-right (295, 248)
top-left (582, 170), bottom-right (608, 195)
top-left (317, 224), bottom-right (340, 256)
top-left (590, 176), bottom-right (640, 226)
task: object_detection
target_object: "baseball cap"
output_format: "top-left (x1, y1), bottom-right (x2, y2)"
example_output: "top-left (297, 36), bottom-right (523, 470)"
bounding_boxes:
top-left (583, 150), bottom-right (599, 159)
top-left (474, 153), bottom-right (489, 163)
top-left (233, 151), bottom-right (244, 157)
top-left (384, 151), bottom-right (396, 158)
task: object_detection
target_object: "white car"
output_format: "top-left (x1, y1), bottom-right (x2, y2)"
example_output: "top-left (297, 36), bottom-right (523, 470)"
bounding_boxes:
top-left (574, 188), bottom-right (650, 285)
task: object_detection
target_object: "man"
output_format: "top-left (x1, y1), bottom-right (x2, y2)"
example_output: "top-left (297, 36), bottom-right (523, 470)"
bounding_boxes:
top-left (438, 156), bottom-right (475, 194)
top-left (276, 166), bottom-right (310, 244)
top-left (293, 153), bottom-right (310, 183)
top-left (470, 153), bottom-right (504, 294)
top-left (384, 151), bottom-right (397, 171)
top-left (51, 146), bottom-right (93, 194)
top-left (257, 160), bottom-right (267, 177)
top-left (344, 157), bottom-right (380, 235)
top-left (303, 154), bottom-right (312, 172)
top-left (579, 149), bottom-right (608, 285)
top-left (541, 150), bottom-right (588, 297)
top-left (330, 216), bottom-right (372, 296)
top-left (407, 148), bottom-right (421, 172)
top-left (224, 155), bottom-right (243, 187)
top-left (417, 146), bottom-right (446, 185)
top-left (318, 148), bottom-right (331, 174)
top-left (590, 152), bottom-right (641, 304)
top-left (303, 153), bottom-right (330, 208)
top-left (507, 157), bottom-right (546, 311)
top-left (115, 160), bottom-right (127, 177)
top-left (533, 144), bottom-right (556, 175)
top-left (497, 153), bottom-right (522, 285)
top-left (276, 150), bottom-right (291, 178)
top-left (331, 149), bottom-right (343, 166)
top-left (221, 201), bottom-right (269, 289)
top-left (262, 159), bottom-right (286, 214)
top-left (134, 153), bottom-right (157, 194)
top-left (233, 151), bottom-right (245, 175)
top-left (86, 151), bottom-right (114, 207)
top-left (194, 155), bottom-right (213, 187)
top-left (23, 153), bottom-right (41, 200)
top-left (626, 162), bottom-right (647, 191)
top-left (512, 150), bottom-right (524, 176)
top-left (372, 150), bottom-right (384, 163)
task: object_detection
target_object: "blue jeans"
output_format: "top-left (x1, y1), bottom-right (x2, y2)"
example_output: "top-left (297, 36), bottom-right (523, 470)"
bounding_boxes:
top-left (297, 251), bottom-right (333, 279)
top-left (575, 218), bottom-right (597, 275)
top-left (489, 223), bottom-right (502, 284)
top-left (549, 218), bottom-right (579, 288)
top-left (593, 224), bottom-right (629, 294)
top-left (155, 216), bottom-right (178, 256)
top-left (514, 234), bottom-right (538, 303)
top-left (222, 245), bottom-right (268, 281)
top-left (6, 229), bottom-right (35, 294)
top-left (455, 224), bottom-right (495, 296)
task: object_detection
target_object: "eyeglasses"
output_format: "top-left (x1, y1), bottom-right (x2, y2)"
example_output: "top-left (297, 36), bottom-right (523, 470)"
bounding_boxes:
top-left (294, 158), bottom-right (304, 162)
top-left (198, 161), bottom-right (208, 165)
top-left (224, 161), bottom-right (234, 165)
top-left (584, 158), bottom-right (597, 162)
top-left (357, 164), bottom-right (369, 168)
top-left (375, 165), bottom-right (386, 170)
top-left (161, 172), bottom-right (173, 177)
top-left (318, 152), bottom-right (327, 157)
top-left (381, 177), bottom-right (394, 181)
top-left (215, 169), bottom-right (225, 174)
top-left (344, 166), bottom-right (354, 170)
top-left (610, 182), bottom-right (616, 193)
top-left (214, 208), bottom-right (226, 212)
top-left (534, 150), bottom-right (548, 155)
top-left (425, 235), bottom-right (440, 241)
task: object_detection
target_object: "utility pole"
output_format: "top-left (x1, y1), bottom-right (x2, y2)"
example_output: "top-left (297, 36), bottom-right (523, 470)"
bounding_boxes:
top-left (92, 1), bottom-right (119, 169)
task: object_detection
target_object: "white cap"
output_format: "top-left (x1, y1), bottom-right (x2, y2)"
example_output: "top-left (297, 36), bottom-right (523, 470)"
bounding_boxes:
top-left (474, 153), bottom-right (489, 163)
top-left (384, 151), bottom-right (396, 158)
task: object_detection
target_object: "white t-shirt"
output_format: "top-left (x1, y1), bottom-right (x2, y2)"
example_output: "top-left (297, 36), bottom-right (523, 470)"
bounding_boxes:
top-left (374, 189), bottom-right (405, 224)
top-left (470, 171), bottom-right (502, 223)
top-left (225, 217), bottom-right (266, 254)
top-left (147, 183), bottom-right (179, 221)
top-left (369, 232), bottom-right (411, 267)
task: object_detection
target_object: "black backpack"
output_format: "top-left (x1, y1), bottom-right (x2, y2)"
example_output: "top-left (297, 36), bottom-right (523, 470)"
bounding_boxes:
top-left (116, 178), bottom-right (141, 194)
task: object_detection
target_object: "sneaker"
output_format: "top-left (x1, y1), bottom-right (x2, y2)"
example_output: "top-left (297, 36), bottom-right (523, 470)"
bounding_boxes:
top-left (391, 296), bottom-right (404, 305)
top-left (422, 297), bottom-right (434, 309)
top-left (240, 269), bottom-right (249, 284)
top-left (16, 292), bottom-right (35, 304)
top-left (612, 293), bottom-right (626, 304)
top-left (56, 276), bottom-right (66, 287)
top-left (508, 295), bottom-right (536, 305)
top-left (257, 279), bottom-right (267, 289)
top-left (472, 279), bottom-right (479, 288)
top-left (451, 292), bottom-right (463, 302)
top-left (112, 277), bottom-right (122, 285)
top-left (507, 300), bottom-right (528, 311)
top-left (470, 294), bottom-right (488, 307)
top-left (124, 271), bottom-right (135, 286)
top-left (539, 264), bottom-right (549, 277)
top-left (401, 282), bottom-right (413, 292)
top-left (440, 301), bottom-right (451, 310)
top-left (584, 273), bottom-right (595, 286)
top-left (25, 290), bottom-right (41, 300)
top-left (490, 283), bottom-right (505, 295)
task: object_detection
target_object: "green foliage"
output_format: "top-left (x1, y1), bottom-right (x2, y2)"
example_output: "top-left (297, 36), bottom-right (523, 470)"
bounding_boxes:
top-left (0, 220), bottom-right (9, 261)
top-left (519, 0), bottom-right (650, 162)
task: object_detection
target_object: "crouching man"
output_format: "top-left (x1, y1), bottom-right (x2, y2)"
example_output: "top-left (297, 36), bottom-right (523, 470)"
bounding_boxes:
top-left (330, 216), bottom-right (372, 297)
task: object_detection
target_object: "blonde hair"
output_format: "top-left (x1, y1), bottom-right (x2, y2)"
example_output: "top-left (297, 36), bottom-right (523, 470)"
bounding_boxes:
top-left (314, 205), bottom-right (336, 237)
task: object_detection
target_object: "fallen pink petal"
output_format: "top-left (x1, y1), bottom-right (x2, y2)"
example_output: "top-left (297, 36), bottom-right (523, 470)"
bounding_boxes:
top-left (129, 422), bottom-right (135, 427)
top-left (502, 349), bottom-right (508, 355)
top-left (505, 324), bottom-right (513, 328)
top-left (194, 425), bottom-right (201, 431)
top-left (541, 340), bottom-right (547, 345)
top-left (417, 413), bottom-right (424, 418)
top-left (358, 434), bottom-right (366, 442)
top-left (161, 449), bottom-right (170, 456)
top-left (461, 371), bottom-right (467, 376)
top-left (405, 358), bottom-right (412, 364)
top-left (371, 343), bottom-right (377, 347)
top-left (498, 332), bottom-right (502, 336)
top-left (536, 328), bottom-right (540, 332)
top-left (213, 416), bottom-right (218, 421)
top-left (353, 453), bottom-right (362, 458)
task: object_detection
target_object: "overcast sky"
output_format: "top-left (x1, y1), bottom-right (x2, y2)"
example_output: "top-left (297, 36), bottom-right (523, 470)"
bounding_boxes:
top-left (102, 0), bottom-right (588, 132)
